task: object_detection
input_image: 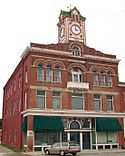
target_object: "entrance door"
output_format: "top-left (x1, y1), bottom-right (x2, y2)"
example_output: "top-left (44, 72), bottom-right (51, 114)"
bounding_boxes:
top-left (70, 132), bottom-right (80, 144)
top-left (82, 132), bottom-right (90, 149)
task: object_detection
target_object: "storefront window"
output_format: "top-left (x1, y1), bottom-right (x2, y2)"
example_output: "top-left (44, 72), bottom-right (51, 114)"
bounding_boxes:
top-left (97, 132), bottom-right (118, 144)
top-left (35, 132), bottom-right (60, 145)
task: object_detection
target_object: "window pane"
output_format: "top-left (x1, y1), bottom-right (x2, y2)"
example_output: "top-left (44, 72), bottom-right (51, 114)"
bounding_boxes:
top-left (72, 68), bottom-right (82, 82)
top-left (93, 72), bottom-right (99, 86)
top-left (100, 72), bottom-right (105, 87)
top-left (53, 98), bottom-right (60, 109)
top-left (37, 91), bottom-right (45, 108)
top-left (46, 65), bottom-right (52, 82)
top-left (72, 97), bottom-right (83, 110)
top-left (37, 64), bottom-right (44, 81)
top-left (107, 73), bottom-right (112, 87)
top-left (94, 94), bottom-right (101, 110)
top-left (52, 91), bottom-right (61, 109)
top-left (107, 95), bottom-right (113, 111)
top-left (55, 67), bottom-right (61, 83)
top-left (37, 97), bottom-right (45, 108)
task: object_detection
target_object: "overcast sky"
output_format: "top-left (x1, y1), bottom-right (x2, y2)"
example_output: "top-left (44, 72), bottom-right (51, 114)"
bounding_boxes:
top-left (0, 0), bottom-right (125, 118)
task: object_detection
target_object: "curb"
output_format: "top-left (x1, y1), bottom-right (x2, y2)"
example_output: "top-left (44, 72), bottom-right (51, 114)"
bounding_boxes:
top-left (22, 149), bottom-right (125, 155)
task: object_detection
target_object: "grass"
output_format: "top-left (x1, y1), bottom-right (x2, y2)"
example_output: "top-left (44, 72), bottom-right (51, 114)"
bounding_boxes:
top-left (1, 144), bottom-right (24, 152)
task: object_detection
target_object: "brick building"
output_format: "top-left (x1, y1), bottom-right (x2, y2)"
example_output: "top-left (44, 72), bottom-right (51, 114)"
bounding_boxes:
top-left (2, 7), bottom-right (125, 151)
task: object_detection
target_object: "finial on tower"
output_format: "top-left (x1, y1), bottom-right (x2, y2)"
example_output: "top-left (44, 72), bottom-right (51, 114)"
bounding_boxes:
top-left (67, 4), bottom-right (73, 11)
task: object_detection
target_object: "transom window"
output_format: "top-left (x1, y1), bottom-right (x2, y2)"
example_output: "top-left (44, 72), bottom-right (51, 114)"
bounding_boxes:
top-left (82, 119), bottom-right (90, 128)
top-left (106, 95), bottom-right (113, 111)
top-left (71, 68), bottom-right (82, 82)
top-left (94, 94), bottom-right (101, 111)
top-left (72, 93), bottom-right (83, 110)
top-left (70, 121), bottom-right (80, 129)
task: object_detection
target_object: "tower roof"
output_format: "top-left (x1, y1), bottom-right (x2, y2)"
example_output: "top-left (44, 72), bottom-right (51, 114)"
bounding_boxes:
top-left (59, 7), bottom-right (86, 21)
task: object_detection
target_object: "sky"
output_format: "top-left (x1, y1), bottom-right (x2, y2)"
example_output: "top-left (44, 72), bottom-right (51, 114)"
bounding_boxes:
top-left (0, 0), bottom-right (125, 118)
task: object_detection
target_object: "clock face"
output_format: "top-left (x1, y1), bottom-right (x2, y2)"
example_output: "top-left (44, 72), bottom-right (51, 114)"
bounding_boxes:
top-left (71, 25), bottom-right (81, 35)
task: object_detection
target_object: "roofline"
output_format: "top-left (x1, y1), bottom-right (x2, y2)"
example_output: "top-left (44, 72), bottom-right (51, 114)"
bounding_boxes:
top-left (21, 46), bottom-right (120, 63)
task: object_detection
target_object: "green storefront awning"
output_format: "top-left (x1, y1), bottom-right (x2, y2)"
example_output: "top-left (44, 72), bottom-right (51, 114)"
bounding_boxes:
top-left (21, 116), bottom-right (64, 133)
top-left (96, 118), bottom-right (122, 132)
top-left (34, 116), bottom-right (64, 132)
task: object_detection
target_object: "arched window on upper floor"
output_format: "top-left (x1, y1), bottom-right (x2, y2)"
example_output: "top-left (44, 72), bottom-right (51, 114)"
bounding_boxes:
top-left (100, 71), bottom-right (105, 87)
top-left (72, 45), bottom-right (81, 56)
top-left (46, 65), bottom-right (53, 82)
top-left (54, 66), bottom-right (61, 83)
top-left (71, 68), bottom-right (82, 83)
top-left (107, 72), bottom-right (112, 87)
top-left (37, 64), bottom-right (44, 81)
top-left (93, 71), bottom-right (99, 86)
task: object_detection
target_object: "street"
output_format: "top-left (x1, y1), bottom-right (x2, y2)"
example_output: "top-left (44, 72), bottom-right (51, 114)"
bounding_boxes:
top-left (0, 145), bottom-right (125, 156)
top-left (1, 151), bottom-right (125, 156)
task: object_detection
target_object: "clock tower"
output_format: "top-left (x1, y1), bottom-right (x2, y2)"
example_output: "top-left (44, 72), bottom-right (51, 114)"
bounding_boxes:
top-left (57, 7), bottom-right (86, 45)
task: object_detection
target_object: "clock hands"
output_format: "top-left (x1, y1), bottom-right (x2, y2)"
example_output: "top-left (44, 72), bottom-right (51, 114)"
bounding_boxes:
top-left (75, 26), bottom-right (79, 31)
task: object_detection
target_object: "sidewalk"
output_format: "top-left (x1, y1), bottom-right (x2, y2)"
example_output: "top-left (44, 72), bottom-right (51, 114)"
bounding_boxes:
top-left (23, 149), bottom-right (125, 156)
top-left (0, 145), bottom-right (15, 155)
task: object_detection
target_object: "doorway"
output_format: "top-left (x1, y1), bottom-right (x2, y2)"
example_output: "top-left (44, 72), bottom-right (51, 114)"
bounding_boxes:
top-left (82, 132), bottom-right (90, 149)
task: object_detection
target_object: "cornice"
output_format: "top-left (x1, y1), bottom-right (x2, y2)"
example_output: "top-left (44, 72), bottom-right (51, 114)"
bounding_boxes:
top-left (83, 54), bottom-right (120, 63)
top-left (21, 46), bottom-right (120, 64)
top-left (21, 108), bottom-right (125, 118)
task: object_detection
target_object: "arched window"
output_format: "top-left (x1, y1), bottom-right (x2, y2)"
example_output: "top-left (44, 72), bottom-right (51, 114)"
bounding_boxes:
top-left (72, 45), bottom-right (81, 56)
top-left (93, 71), bottom-right (99, 86)
top-left (71, 68), bottom-right (82, 82)
top-left (55, 66), bottom-right (61, 83)
top-left (107, 72), bottom-right (112, 87)
top-left (46, 65), bottom-right (52, 82)
top-left (100, 71), bottom-right (105, 87)
top-left (70, 121), bottom-right (80, 129)
top-left (37, 64), bottom-right (44, 81)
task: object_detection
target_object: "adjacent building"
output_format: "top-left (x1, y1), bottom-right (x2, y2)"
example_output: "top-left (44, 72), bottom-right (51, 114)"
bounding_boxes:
top-left (2, 7), bottom-right (125, 151)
